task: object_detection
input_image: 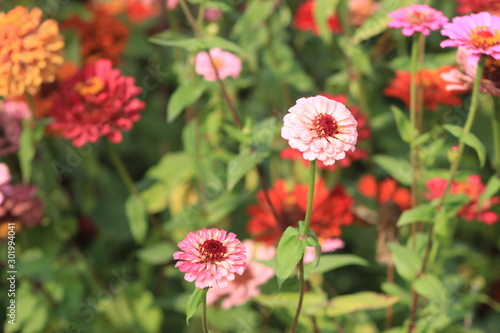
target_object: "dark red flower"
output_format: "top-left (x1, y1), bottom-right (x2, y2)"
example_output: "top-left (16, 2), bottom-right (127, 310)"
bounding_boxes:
top-left (384, 66), bottom-right (465, 111)
top-left (247, 179), bottom-right (354, 245)
top-left (48, 59), bottom-right (145, 147)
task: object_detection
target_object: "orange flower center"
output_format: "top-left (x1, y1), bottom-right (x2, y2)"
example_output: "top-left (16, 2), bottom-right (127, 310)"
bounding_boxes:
top-left (406, 10), bottom-right (429, 25)
top-left (485, 57), bottom-right (500, 73)
top-left (313, 113), bottom-right (339, 138)
top-left (212, 57), bottom-right (224, 69)
top-left (74, 76), bottom-right (105, 95)
top-left (470, 27), bottom-right (500, 50)
top-left (200, 240), bottom-right (227, 263)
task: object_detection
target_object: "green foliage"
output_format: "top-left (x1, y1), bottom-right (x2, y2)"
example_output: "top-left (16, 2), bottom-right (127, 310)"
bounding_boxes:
top-left (125, 196), bottom-right (148, 244)
top-left (186, 288), bottom-right (207, 325)
top-left (276, 226), bottom-right (306, 287)
top-left (389, 243), bottom-right (423, 281)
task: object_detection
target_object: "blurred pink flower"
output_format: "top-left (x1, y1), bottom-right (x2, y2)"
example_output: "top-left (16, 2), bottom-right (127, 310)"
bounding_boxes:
top-left (441, 12), bottom-right (500, 64)
top-left (0, 100), bottom-right (31, 156)
top-left (48, 59), bottom-right (145, 147)
top-left (165, 0), bottom-right (178, 10)
top-left (281, 95), bottom-right (358, 166)
top-left (194, 48), bottom-right (242, 82)
top-left (207, 240), bottom-right (275, 309)
top-left (441, 47), bottom-right (500, 96)
top-left (0, 183), bottom-right (44, 228)
top-left (426, 176), bottom-right (500, 225)
top-left (303, 238), bottom-right (345, 264)
top-left (388, 5), bottom-right (448, 37)
top-left (173, 228), bottom-right (247, 289)
top-left (204, 8), bottom-right (222, 22)
top-left (0, 163), bottom-right (11, 205)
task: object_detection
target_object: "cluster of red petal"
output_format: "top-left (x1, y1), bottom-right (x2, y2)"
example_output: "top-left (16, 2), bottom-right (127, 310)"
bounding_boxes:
top-left (48, 59), bottom-right (145, 147)
top-left (454, 0), bottom-right (500, 15)
top-left (62, 8), bottom-right (129, 64)
top-left (293, 0), bottom-right (342, 34)
top-left (358, 175), bottom-right (412, 211)
top-left (247, 179), bottom-right (354, 245)
top-left (384, 66), bottom-right (465, 111)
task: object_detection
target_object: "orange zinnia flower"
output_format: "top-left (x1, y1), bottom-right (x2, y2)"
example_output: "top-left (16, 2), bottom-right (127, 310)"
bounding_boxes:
top-left (0, 6), bottom-right (64, 98)
top-left (384, 66), bottom-right (464, 111)
top-left (62, 8), bottom-right (129, 65)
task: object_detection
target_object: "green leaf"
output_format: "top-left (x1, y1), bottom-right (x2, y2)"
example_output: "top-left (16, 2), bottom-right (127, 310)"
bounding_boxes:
top-left (149, 32), bottom-right (200, 51)
top-left (325, 292), bottom-right (399, 317)
top-left (443, 124), bottom-right (486, 167)
top-left (397, 203), bottom-right (435, 226)
top-left (339, 37), bottom-right (373, 76)
top-left (201, 35), bottom-right (248, 58)
top-left (186, 288), bottom-right (207, 325)
top-left (305, 254), bottom-right (367, 277)
top-left (314, 0), bottom-right (341, 43)
top-left (388, 243), bottom-right (422, 281)
top-left (136, 242), bottom-right (176, 264)
top-left (478, 175), bottom-right (500, 208)
top-left (301, 221), bottom-right (321, 268)
top-left (391, 105), bottom-right (415, 143)
top-left (227, 153), bottom-right (263, 190)
top-left (413, 274), bottom-right (445, 300)
top-left (167, 81), bottom-right (205, 122)
top-left (125, 196), bottom-right (148, 244)
top-left (276, 227), bottom-right (306, 287)
top-left (19, 119), bottom-right (35, 183)
top-left (373, 155), bottom-right (411, 186)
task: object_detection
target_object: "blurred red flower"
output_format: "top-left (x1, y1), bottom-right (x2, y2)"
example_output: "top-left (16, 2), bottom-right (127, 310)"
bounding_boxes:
top-left (280, 93), bottom-right (371, 170)
top-left (48, 59), bottom-right (145, 147)
top-left (426, 176), bottom-right (500, 225)
top-left (454, 0), bottom-right (500, 15)
top-left (384, 66), bottom-right (464, 111)
top-left (62, 8), bottom-right (129, 64)
top-left (247, 179), bottom-right (354, 245)
top-left (358, 175), bottom-right (412, 211)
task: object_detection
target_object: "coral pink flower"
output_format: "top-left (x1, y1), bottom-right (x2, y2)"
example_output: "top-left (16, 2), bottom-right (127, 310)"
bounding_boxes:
top-left (281, 95), bottom-right (357, 166)
top-left (204, 8), bottom-right (223, 22)
top-left (388, 5), bottom-right (448, 36)
top-left (0, 163), bottom-right (11, 205)
top-left (165, 0), bottom-right (179, 10)
top-left (358, 175), bottom-right (412, 212)
top-left (173, 228), bottom-right (247, 289)
top-left (441, 12), bottom-right (500, 63)
top-left (207, 240), bottom-right (274, 309)
top-left (455, 0), bottom-right (500, 15)
top-left (48, 59), bottom-right (145, 147)
top-left (0, 100), bottom-right (31, 156)
top-left (426, 176), bottom-right (500, 224)
top-left (194, 48), bottom-right (242, 82)
top-left (303, 238), bottom-right (345, 264)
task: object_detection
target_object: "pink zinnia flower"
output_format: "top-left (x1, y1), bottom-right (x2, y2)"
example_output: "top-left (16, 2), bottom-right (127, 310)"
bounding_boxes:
top-left (281, 95), bottom-right (358, 166)
top-left (194, 48), bottom-right (242, 82)
top-left (0, 100), bottom-right (31, 156)
top-left (207, 240), bottom-right (274, 309)
top-left (441, 12), bottom-right (500, 63)
top-left (48, 59), bottom-right (145, 147)
top-left (173, 228), bottom-right (247, 289)
top-left (0, 163), bottom-right (11, 205)
top-left (426, 176), bottom-right (500, 225)
top-left (204, 8), bottom-right (223, 22)
top-left (388, 5), bottom-right (448, 36)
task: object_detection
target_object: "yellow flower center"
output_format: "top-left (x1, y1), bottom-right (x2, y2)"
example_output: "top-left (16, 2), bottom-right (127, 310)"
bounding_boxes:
top-left (470, 26), bottom-right (500, 50)
top-left (74, 76), bottom-right (105, 95)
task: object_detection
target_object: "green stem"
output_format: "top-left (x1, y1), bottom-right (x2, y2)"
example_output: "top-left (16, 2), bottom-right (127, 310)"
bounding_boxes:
top-left (202, 291), bottom-right (209, 333)
top-left (289, 259), bottom-right (305, 333)
top-left (301, 160), bottom-right (317, 237)
top-left (492, 97), bottom-right (500, 175)
top-left (105, 140), bottom-right (140, 198)
top-left (409, 34), bottom-right (420, 249)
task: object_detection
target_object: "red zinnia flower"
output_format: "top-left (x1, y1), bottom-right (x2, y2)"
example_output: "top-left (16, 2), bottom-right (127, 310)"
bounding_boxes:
top-left (384, 66), bottom-right (465, 111)
top-left (48, 59), bottom-right (145, 147)
top-left (454, 0), bottom-right (500, 15)
top-left (293, 0), bottom-right (342, 34)
top-left (247, 179), bottom-right (354, 245)
top-left (358, 175), bottom-right (412, 211)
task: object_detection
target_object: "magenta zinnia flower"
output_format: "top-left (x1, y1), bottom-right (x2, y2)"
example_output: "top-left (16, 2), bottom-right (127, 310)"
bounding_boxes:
top-left (173, 228), bottom-right (247, 289)
top-left (441, 12), bottom-right (500, 63)
top-left (388, 5), bottom-right (448, 36)
top-left (48, 59), bottom-right (145, 147)
top-left (0, 100), bottom-right (31, 156)
top-left (281, 95), bottom-right (358, 166)
top-left (194, 48), bottom-right (242, 82)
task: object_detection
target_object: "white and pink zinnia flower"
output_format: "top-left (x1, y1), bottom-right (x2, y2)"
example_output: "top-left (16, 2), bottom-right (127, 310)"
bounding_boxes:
top-left (388, 5), bottom-right (448, 37)
top-left (281, 95), bottom-right (358, 166)
top-left (441, 12), bottom-right (500, 63)
top-left (207, 240), bottom-right (275, 309)
top-left (173, 228), bottom-right (247, 289)
top-left (194, 48), bottom-right (242, 82)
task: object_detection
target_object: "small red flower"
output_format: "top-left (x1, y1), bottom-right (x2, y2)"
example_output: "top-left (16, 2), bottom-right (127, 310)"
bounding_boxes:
top-left (293, 0), bottom-right (342, 34)
top-left (48, 59), bottom-right (145, 147)
top-left (384, 66), bottom-right (465, 111)
top-left (247, 179), bottom-right (354, 245)
top-left (358, 175), bottom-right (412, 211)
